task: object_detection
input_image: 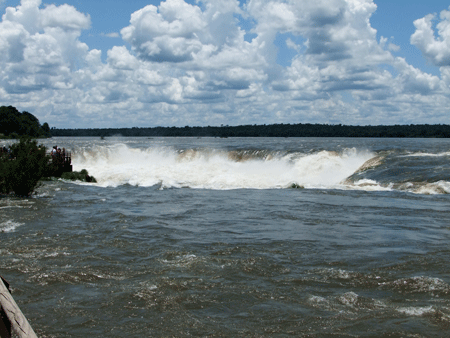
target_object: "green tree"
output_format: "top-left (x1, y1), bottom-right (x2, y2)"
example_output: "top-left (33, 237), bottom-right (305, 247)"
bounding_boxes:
top-left (0, 106), bottom-right (21, 136)
top-left (0, 138), bottom-right (49, 196)
top-left (19, 111), bottom-right (42, 137)
top-left (0, 106), bottom-right (51, 138)
top-left (41, 122), bottom-right (51, 137)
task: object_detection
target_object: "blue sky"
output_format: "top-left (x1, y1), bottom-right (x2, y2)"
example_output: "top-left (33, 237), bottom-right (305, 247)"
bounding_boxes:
top-left (1, 0), bottom-right (450, 128)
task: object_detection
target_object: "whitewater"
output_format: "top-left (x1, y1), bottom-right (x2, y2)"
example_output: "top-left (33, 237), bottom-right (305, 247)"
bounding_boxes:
top-left (65, 136), bottom-right (450, 194)
top-left (73, 144), bottom-right (375, 190)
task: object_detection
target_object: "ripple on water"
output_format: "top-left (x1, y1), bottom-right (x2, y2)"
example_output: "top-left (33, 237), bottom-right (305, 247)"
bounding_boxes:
top-left (0, 220), bottom-right (23, 232)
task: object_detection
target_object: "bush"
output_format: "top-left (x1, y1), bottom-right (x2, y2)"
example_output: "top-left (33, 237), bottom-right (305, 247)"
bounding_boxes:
top-left (0, 138), bottom-right (49, 196)
top-left (61, 169), bottom-right (97, 183)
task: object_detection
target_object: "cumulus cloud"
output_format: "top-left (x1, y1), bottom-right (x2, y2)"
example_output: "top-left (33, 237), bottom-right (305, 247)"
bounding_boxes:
top-left (40, 4), bottom-right (90, 31)
top-left (0, 21), bottom-right (28, 62)
top-left (0, 0), bottom-right (450, 127)
top-left (411, 7), bottom-right (450, 67)
top-left (258, 0), bottom-right (395, 101)
top-left (121, 0), bottom-right (207, 62)
top-left (0, 0), bottom-right (90, 96)
top-left (107, 46), bottom-right (138, 70)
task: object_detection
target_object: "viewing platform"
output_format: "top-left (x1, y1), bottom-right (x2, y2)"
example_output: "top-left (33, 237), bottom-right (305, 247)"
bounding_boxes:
top-left (49, 151), bottom-right (72, 176)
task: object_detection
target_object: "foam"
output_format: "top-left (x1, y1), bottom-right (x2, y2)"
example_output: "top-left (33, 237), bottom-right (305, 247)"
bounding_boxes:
top-left (72, 144), bottom-right (375, 190)
top-left (404, 152), bottom-right (450, 157)
top-left (406, 181), bottom-right (450, 195)
top-left (350, 179), bottom-right (393, 191)
top-left (0, 220), bottom-right (23, 233)
top-left (396, 306), bottom-right (434, 316)
top-left (385, 276), bottom-right (450, 294)
top-left (338, 292), bottom-right (359, 306)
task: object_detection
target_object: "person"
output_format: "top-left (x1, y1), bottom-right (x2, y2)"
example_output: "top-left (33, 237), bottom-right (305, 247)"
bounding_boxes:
top-left (51, 146), bottom-right (58, 156)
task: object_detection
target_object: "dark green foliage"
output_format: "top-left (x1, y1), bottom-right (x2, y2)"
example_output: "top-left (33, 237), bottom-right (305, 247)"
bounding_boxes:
top-left (42, 122), bottom-right (51, 136)
top-left (0, 138), bottom-right (49, 196)
top-left (51, 123), bottom-right (450, 138)
top-left (61, 169), bottom-right (97, 183)
top-left (0, 105), bottom-right (51, 138)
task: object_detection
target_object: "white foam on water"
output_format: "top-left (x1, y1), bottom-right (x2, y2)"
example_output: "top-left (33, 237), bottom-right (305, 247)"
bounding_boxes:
top-left (436, 181), bottom-right (450, 193)
top-left (309, 295), bottom-right (327, 303)
top-left (351, 179), bottom-right (393, 192)
top-left (72, 144), bottom-right (375, 190)
top-left (407, 181), bottom-right (450, 195)
top-left (397, 306), bottom-right (434, 316)
top-left (338, 292), bottom-right (359, 306)
top-left (308, 295), bottom-right (329, 308)
top-left (404, 152), bottom-right (450, 157)
top-left (387, 276), bottom-right (450, 294)
top-left (0, 220), bottom-right (23, 233)
top-left (161, 254), bottom-right (200, 268)
top-left (323, 268), bottom-right (355, 280)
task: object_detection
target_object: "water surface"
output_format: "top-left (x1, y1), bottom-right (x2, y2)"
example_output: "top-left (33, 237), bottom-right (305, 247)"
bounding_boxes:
top-left (1, 137), bottom-right (449, 337)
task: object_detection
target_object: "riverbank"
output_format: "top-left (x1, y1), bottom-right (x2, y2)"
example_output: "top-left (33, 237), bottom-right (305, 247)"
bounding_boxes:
top-left (51, 123), bottom-right (450, 138)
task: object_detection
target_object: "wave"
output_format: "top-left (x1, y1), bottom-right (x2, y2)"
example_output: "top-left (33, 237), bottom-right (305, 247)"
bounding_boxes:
top-left (404, 151), bottom-right (450, 157)
top-left (0, 220), bottom-right (23, 233)
top-left (380, 276), bottom-right (450, 295)
top-left (72, 144), bottom-right (375, 190)
top-left (396, 306), bottom-right (435, 317)
top-left (402, 181), bottom-right (450, 195)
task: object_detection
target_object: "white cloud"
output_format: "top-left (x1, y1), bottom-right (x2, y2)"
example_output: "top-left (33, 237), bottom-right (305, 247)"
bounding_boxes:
top-left (121, 1), bottom-right (207, 62)
top-left (411, 7), bottom-right (450, 67)
top-left (394, 58), bottom-right (443, 95)
top-left (107, 46), bottom-right (138, 70)
top-left (0, 0), bottom-right (90, 96)
top-left (102, 32), bottom-right (120, 38)
top-left (388, 43), bottom-right (400, 52)
top-left (1, 0), bottom-right (450, 128)
top-left (0, 21), bottom-right (28, 62)
top-left (264, 0), bottom-right (394, 97)
top-left (40, 4), bottom-right (90, 31)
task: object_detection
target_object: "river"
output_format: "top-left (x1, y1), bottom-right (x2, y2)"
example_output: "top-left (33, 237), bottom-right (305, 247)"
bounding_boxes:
top-left (1, 137), bottom-right (449, 337)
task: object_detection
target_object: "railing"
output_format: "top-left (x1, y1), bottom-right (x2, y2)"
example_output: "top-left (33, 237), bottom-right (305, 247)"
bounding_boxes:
top-left (0, 277), bottom-right (37, 338)
top-left (49, 151), bottom-right (72, 173)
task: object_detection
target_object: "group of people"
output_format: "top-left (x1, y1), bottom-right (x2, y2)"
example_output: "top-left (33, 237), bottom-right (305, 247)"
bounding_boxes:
top-left (0, 145), bottom-right (11, 158)
top-left (51, 145), bottom-right (71, 168)
top-left (1, 144), bottom-right (71, 164)
top-left (51, 145), bottom-right (66, 158)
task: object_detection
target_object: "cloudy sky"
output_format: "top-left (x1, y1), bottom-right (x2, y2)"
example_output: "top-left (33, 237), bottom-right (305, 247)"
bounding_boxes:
top-left (1, 0), bottom-right (450, 128)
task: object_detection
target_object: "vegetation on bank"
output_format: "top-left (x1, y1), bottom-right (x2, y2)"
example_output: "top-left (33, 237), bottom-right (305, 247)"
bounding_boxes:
top-left (0, 138), bottom-right (48, 196)
top-left (51, 123), bottom-right (450, 138)
top-left (1, 138), bottom-right (96, 197)
top-left (61, 169), bottom-right (97, 183)
top-left (0, 105), bottom-right (51, 139)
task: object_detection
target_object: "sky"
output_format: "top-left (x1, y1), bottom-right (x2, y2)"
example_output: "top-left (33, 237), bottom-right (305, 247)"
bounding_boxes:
top-left (1, 0), bottom-right (450, 128)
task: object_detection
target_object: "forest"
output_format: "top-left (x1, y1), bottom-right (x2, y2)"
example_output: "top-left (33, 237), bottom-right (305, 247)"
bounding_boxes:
top-left (51, 123), bottom-right (450, 138)
top-left (0, 105), bottom-right (51, 139)
top-left (2, 104), bottom-right (450, 138)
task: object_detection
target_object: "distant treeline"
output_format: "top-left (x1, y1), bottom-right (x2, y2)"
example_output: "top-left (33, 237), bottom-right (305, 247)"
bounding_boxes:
top-left (0, 106), bottom-right (51, 139)
top-left (51, 123), bottom-right (450, 138)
